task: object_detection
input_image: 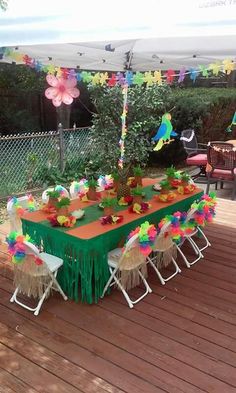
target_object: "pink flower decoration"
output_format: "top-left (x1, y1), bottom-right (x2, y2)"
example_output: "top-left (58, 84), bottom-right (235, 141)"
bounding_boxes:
top-left (45, 74), bottom-right (80, 107)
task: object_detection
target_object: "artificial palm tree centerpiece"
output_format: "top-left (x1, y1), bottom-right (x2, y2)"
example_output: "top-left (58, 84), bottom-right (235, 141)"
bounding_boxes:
top-left (116, 167), bottom-right (131, 200)
top-left (165, 166), bottom-right (181, 188)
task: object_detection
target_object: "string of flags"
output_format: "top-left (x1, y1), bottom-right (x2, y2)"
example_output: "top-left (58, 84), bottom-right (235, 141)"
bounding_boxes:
top-left (1, 47), bottom-right (235, 86)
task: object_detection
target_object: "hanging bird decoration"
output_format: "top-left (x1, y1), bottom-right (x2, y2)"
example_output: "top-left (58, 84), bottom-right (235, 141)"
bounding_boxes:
top-left (226, 111), bottom-right (236, 133)
top-left (152, 113), bottom-right (177, 151)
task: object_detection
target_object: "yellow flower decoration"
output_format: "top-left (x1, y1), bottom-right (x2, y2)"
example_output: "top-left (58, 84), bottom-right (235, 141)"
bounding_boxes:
top-left (153, 70), bottom-right (162, 85)
top-left (209, 62), bottom-right (221, 76)
top-left (92, 73), bottom-right (101, 85)
top-left (55, 67), bottom-right (62, 78)
top-left (223, 59), bottom-right (235, 75)
top-left (57, 215), bottom-right (68, 225)
top-left (99, 72), bottom-right (108, 85)
top-left (144, 71), bottom-right (154, 86)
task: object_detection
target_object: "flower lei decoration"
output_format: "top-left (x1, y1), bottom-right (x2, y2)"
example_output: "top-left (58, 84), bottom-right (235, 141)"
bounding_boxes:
top-left (55, 185), bottom-right (68, 197)
top-left (126, 221), bottom-right (157, 256)
top-left (157, 191), bottom-right (177, 203)
top-left (10, 195), bottom-right (37, 217)
top-left (158, 213), bottom-right (185, 244)
top-left (100, 215), bottom-right (123, 225)
top-left (47, 214), bottom-right (76, 228)
top-left (97, 175), bottom-right (113, 191)
top-left (190, 192), bottom-right (217, 227)
top-left (6, 231), bottom-right (43, 265)
top-left (129, 202), bottom-right (150, 214)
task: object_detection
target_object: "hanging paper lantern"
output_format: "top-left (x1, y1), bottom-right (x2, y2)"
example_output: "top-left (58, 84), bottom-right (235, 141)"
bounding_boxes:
top-left (45, 74), bottom-right (80, 107)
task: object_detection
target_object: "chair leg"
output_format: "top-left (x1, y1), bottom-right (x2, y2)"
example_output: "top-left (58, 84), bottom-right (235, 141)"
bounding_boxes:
top-left (10, 287), bottom-right (19, 303)
top-left (220, 181), bottom-right (224, 189)
top-left (101, 267), bottom-right (118, 298)
top-left (147, 253), bottom-right (181, 285)
top-left (34, 281), bottom-right (54, 316)
top-left (51, 273), bottom-right (68, 300)
top-left (206, 178), bottom-right (210, 194)
top-left (196, 227), bottom-right (211, 252)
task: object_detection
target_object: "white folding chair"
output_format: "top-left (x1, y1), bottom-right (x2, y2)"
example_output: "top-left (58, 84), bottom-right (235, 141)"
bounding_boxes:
top-left (7, 195), bottom-right (38, 233)
top-left (101, 233), bottom-right (152, 308)
top-left (42, 185), bottom-right (69, 204)
top-left (10, 241), bottom-right (67, 315)
top-left (175, 207), bottom-right (210, 268)
top-left (147, 221), bottom-right (181, 285)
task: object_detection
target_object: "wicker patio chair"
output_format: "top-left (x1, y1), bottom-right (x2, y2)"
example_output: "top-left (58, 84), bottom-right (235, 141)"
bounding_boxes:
top-left (206, 142), bottom-right (236, 200)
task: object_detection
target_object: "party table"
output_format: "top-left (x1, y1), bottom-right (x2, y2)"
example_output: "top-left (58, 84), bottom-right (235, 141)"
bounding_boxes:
top-left (22, 179), bottom-right (203, 303)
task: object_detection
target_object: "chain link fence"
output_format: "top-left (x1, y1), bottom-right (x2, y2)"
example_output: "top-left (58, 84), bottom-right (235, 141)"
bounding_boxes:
top-left (0, 126), bottom-right (95, 198)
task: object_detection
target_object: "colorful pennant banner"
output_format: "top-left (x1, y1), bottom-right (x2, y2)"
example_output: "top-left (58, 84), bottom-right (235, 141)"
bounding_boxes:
top-left (118, 84), bottom-right (128, 169)
top-left (1, 47), bottom-right (235, 86)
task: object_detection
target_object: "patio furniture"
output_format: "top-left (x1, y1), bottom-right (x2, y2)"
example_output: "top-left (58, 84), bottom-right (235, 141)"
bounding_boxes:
top-left (101, 233), bottom-right (152, 308)
top-left (181, 129), bottom-right (208, 180)
top-left (21, 178), bottom-right (203, 303)
top-left (10, 240), bottom-right (67, 316)
top-left (146, 221), bottom-right (181, 285)
top-left (206, 142), bottom-right (236, 200)
top-left (7, 195), bottom-right (38, 233)
top-left (42, 185), bottom-right (69, 204)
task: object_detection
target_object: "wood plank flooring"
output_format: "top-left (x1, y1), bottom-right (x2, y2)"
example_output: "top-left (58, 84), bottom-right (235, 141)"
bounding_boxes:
top-left (0, 197), bottom-right (236, 392)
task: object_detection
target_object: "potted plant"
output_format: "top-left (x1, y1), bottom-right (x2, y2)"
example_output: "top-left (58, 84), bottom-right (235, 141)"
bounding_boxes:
top-left (46, 189), bottom-right (61, 207)
top-left (131, 185), bottom-right (143, 204)
top-left (159, 179), bottom-right (171, 194)
top-left (55, 197), bottom-right (71, 216)
top-left (111, 170), bottom-right (120, 192)
top-left (133, 165), bottom-right (144, 186)
top-left (166, 166), bottom-right (181, 187)
top-left (101, 196), bottom-right (117, 216)
top-left (87, 177), bottom-right (98, 200)
top-left (181, 173), bottom-right (191, 186)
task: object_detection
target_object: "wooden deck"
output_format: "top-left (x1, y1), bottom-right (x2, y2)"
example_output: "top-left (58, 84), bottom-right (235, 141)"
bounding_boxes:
top-left (0, 197), bottom-right (236, 393)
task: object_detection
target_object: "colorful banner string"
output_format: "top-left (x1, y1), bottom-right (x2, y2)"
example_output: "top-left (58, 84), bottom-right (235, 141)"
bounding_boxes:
top-left (118, 84), bottom-right (128, 169)
top-left (1, 47), bottom-right (235, 86)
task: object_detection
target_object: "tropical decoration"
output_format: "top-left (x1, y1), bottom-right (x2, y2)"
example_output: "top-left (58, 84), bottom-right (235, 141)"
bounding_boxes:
top-left (158, 214), bottom-right (185, 245)
top-left (70, 179), bottom-right (89, 199)
top-left (100, 215), bottom-right (123, 225)
top-left (165, 166), bottom-right (181, 187)
top-left (47, 214), bottom-right (76, 228)
top-left (2, 47), bottom-right (235, 85)
top-left (55, 197), bottom-right (71, 216)
top-left (156, 179), bottom-right (177, 202)
top-left (9, 195), bottom-right (37, 217)
top-left (97, 175), bottom-right (113, 191)
top-left (45, 74), bottom-right (80, 107)
top-left (133, 165), bottom-right (144, 186)
top-left (226, 111), bottom-right (236, 133)
top-left (177, 173), bottom-right (196, 194)
top-left (152, 113), bottom-right (177, 151)
top-left (129, 201), bottom-right (150, 214)
top-left (118, 84), bottom-right (128, 169)
top-left (6, 231), bottom-right (42, 265)
top-left (126, 221), bottom-right (157, 256)
top-left (101, 196), bottom-right (117, 216)
top-left (118, 195), bottom-right (133, 206)
top-left (87, 177), bottom-right (99, 200)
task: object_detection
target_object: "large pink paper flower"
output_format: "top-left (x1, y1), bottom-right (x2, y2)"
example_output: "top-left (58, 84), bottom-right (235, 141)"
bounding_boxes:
top-left (45, 74), bottom-right (80, 107)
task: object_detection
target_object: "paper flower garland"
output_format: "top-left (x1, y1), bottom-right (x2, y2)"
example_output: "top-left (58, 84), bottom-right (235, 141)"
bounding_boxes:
top-left (6, 231), bottom-right (43, 265)
top-left (118, 84), bottom-right (128, 169)
top-left (45, 75), bottom-right (80, 107)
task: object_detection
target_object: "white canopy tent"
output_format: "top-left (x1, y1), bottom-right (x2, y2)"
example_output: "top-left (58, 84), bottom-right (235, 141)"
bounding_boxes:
top-left (1, 0), bottom-right (236, 71)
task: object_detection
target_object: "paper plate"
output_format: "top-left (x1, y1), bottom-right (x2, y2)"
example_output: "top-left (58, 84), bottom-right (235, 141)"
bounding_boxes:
top-left (71, 209), bottom-right (85, 219)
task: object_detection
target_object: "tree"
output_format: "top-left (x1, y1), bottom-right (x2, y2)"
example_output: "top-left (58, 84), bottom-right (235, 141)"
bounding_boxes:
top-left (0, 0), bottom-right (8, 11)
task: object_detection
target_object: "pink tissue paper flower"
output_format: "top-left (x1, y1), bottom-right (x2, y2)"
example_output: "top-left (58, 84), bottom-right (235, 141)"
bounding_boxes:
top-left (45, 74), bottom-right (80, 107)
